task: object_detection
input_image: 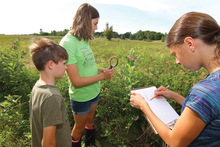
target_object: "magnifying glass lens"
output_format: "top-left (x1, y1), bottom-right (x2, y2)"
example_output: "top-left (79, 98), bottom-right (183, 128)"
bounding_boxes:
top-left (111, 58), bottom-right (117, 67)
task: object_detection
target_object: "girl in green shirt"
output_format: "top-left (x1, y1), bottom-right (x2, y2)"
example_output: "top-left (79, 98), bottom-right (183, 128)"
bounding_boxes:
top-left (60, 3), bottom-right (114, 147)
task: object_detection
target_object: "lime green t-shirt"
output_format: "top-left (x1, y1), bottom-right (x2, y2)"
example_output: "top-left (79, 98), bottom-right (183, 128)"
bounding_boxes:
top-left (60, 33), bottom-right (100, 102)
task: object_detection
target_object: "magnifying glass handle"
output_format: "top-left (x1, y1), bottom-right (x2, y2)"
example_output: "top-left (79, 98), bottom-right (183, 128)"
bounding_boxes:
top-left (109, 66), bottom-right (113, 69)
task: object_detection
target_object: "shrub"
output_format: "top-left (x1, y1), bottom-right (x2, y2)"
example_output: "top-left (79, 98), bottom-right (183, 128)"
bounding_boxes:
top-left (0, 39), bottom-right (38, 146)
top-left (0, 37), bottom-right (208, 146)
top-left (95, 48), bottom-right (164, 146)
top-left (103, 23), bottom-right (114, 41)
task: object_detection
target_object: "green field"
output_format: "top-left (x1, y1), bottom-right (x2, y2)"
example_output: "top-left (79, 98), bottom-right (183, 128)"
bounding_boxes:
top-left (0, 35), bottom-right (208, 146)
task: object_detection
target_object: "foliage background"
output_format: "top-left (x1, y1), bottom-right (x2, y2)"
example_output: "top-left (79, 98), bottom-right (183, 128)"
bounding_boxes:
top-left (0, 35), bottom-right (207, 147)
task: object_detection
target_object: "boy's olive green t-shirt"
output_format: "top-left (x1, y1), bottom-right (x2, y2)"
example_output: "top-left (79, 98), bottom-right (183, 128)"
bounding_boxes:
top-left (60, 33), bottom-right (100, 102)
top-left (29, 82), bottom-right (71, 147)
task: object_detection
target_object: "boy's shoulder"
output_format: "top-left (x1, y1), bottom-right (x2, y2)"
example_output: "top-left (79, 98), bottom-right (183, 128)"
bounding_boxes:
top-left (32, 82), bottom-right (62, 99)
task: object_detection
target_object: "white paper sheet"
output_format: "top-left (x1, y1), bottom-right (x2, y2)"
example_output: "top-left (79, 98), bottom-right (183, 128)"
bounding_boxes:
top-left (131, 86), bottom-right (179, 134)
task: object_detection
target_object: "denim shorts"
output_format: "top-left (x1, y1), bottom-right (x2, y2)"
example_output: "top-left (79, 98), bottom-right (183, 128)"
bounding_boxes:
top-left (70, 93), bottom-right (100, 115)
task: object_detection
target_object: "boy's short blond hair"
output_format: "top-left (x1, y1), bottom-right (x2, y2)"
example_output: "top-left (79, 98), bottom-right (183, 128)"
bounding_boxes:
top-left (29, 38), bottom-right (68, 71)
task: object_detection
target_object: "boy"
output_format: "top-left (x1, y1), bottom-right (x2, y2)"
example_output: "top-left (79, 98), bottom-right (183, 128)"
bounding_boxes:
top-left (29, 38), bottom-right (71, 147)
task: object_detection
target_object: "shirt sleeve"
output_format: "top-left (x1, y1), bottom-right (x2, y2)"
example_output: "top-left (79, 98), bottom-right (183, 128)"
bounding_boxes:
top-left (60, 35), bottom-right (77, 65)
top-left (42, 95), bottom-right (63, 127)
top-left (185, 83), bottom-right (217, 124)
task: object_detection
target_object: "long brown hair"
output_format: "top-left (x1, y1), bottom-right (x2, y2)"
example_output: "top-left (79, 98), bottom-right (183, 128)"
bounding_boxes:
top-left (166, 12), bottom-right (220, 61)
top-left (69, 3), bottom-right (99, 42)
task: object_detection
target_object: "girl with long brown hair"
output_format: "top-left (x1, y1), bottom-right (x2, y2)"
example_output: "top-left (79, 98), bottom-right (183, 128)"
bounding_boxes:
top-left (130, 12), bottom-right (220, 147)
top-left (60, 3), bottom-right (114, 147)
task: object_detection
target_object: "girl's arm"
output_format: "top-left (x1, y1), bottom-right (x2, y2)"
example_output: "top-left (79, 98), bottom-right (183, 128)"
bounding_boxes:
top-left (130, 93), bottom-right (206, 147)
top-left (97, 67), bottom-right (105, 74)
top-left (42, 125), bottom-right (56, 147)
top-left (154, 86), bottom-right (185, 105)
top-left (66, 63), bottom-right (114, 88)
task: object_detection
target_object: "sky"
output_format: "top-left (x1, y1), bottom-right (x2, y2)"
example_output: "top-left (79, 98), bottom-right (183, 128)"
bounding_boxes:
top-left (1, 0), bottom-right (220, 35)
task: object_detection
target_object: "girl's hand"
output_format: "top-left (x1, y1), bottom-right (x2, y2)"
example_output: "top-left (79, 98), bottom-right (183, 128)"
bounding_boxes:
top-left (130, 93), bottom-right (148, 110)
top-left (155, 86), bottom-right (185, 105)
top-left (103, 68), bottom-right (114, 80)
top-left (98, 67), bottom-right (105, 74)
top-left (154, 86), bottom-right (174, 99)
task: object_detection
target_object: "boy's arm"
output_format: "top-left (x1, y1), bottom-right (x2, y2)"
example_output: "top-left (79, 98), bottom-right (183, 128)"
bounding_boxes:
top-left (42, 125), bottom-right (57, 147)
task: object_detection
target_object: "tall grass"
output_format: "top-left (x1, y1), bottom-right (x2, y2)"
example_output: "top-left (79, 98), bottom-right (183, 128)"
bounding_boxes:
top-left (0, 35), bottom-right (208, 147)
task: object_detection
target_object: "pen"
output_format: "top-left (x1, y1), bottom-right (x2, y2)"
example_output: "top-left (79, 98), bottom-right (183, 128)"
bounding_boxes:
top-left (150, 85), bottom-right (170, 101)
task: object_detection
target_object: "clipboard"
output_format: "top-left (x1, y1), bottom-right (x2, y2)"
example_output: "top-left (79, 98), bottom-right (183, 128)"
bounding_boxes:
top-left (130, 86), bottom-right (179, 134)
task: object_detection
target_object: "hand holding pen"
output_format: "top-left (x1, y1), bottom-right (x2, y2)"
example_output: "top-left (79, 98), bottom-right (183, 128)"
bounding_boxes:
top-left (150, 85), bottom-right (170, 100)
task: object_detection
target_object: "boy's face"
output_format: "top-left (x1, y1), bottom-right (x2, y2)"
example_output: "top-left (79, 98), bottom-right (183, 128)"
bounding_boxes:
top-left (54, 60), bottom-right (67, 79)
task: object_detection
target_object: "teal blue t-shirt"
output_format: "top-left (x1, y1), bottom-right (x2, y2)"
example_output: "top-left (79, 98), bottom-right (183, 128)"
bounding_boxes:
top-left (59, 33), bottom-right (100, 102)
top-left (182, 69), bottom-right (220, 146)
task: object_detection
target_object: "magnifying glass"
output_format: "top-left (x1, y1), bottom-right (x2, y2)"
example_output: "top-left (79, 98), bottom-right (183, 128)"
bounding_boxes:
top-left (109, 57), bottom-right (118, 69)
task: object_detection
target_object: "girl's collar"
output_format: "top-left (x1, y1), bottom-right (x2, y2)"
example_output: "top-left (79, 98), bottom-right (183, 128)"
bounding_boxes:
top-left (206, 68), bottom-right (220, 78)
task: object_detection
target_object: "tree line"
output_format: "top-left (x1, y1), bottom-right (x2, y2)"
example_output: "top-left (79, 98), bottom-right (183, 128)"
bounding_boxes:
top-left (94, 30), bottom-right (166, 41)
top-left (32, 23), bottom-right (167, 42)
top-left (31, 29), bottom-right (69, 36)
top-left (96, 23), bottom-right (167, 41)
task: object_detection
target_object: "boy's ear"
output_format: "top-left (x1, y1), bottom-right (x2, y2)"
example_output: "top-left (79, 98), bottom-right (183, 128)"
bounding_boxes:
top-left (184, 37), bottom-right (195, 52)
top-left (47, 60), bottom-right (54, 70)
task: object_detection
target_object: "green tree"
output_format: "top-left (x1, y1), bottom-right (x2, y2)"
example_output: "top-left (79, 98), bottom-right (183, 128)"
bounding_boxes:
top-left (57, 29), bottom-right (69, 36)
top-left (51, 30), bottom-right (57, 36)
top-left (129, 34), bottom-right (134, 40)
top-left (161, 36), bottom-right (165, 42)
top-left (124, 32), bottom-right (131, 38)
top-left (121, 35), bottom-right (125, 40)
top-left (103, 22), bottom-right (113, 40)
top-left (113, 32), bottom-right (119, 38)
